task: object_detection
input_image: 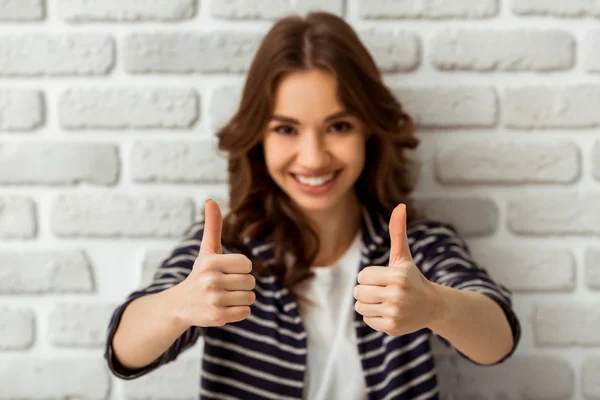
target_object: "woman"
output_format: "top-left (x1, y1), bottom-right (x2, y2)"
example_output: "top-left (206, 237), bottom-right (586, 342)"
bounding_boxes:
top-left (105, 11), bottom-right (520, 400)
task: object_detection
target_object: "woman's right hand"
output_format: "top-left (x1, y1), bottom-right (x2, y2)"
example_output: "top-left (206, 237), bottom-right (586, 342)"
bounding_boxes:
top-left (173, 199), bottom-right (256, 328)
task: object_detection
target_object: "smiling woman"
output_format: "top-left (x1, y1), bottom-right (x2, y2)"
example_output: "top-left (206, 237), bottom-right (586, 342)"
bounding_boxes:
top-left (262, 69), bottom-right (367, 267)
top-left (216, 13), bottom-right (419, 288)
top-left (105, 11), bottom-right (521, 400)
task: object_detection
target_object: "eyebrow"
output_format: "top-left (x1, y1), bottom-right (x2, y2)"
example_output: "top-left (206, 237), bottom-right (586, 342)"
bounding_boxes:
top-left (270, 110), bottom-right (349, 124)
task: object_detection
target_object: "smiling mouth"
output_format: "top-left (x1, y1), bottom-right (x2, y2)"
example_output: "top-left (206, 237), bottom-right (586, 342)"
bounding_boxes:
top-left (290, 170), bottom-right (340, 187)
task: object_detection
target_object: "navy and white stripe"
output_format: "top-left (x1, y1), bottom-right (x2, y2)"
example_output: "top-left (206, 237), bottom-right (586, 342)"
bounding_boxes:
top-left (104, 207), bottom-right (521, 399)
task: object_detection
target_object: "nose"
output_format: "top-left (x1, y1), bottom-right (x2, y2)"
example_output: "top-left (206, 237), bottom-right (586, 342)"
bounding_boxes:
top-left (296, 131), bottom-right (330, 169)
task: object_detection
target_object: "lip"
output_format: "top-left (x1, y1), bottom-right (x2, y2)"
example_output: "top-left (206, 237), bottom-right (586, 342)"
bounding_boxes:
top-left (291, 169), bottom-right (338, 178)
top-left (289, 170), bottom-right (341, 195)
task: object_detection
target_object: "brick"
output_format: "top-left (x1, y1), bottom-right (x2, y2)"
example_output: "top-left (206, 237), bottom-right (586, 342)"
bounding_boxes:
top-left (508, 193), bottom-right (600, 236)
top-left (0, 0), bottom-right (44, 21)
top-left (0, 307), bottom-right (34, 349)
top-left (0, 196), bottom-right (36, 239)
top-left (358, 0), bottom-right (497, 19)
top-left (0, 89), bottom-right (44, 131)
top-left (49, 303), bottom-right (116, 347)
top-left (435, 140), bottom-right (580, 184)
top-left (0, 357), bottom-right (110, 399)
top-left (210, 0), bottom-right (343, 19)
top-left (58, 0), bottom-right (196, 22)
top-left (534, 302), bottom-right (600, 346)
top-left (0, 34), bottom-right (114, 76)
top-left (209, 84), bottom-right (242, 131)
top-left (585, 31), bottom-right (600, 72)
top-left (594, 141), bottom-right (600, 182)
top-left (413, 197), bottom-right (498, 237)
top-left (0, 0), bottom-right (45, 21)
top-left (391, 86), bottom-right (497, 128)
top-left (512, 0), bottom-right (600, 17)
top-left (51, 194), bottom-right (194, 238)
top-left (0, 250), bottom-right (93, 294)
top-left (436, 354), bottom-right (573, 399)
top-left (358, 30), bottom-right (420, 73)
top-left (432, 29), bottom-right (574, 72)
top-left (59, 88), bottom-right (198, 129)
top-left (583, 357), bottom-right (600, 399)
top-left (124, 31), bottom-right (263, 74)
top-left (469, 245), bottom-right (575, 292)
top-left (585, 248), bottom-right (600, 290)
top-left (0, 142), bottom-right (119, 185)
top-left (504, 85), bottom-right (600, 129)
top-left (131, 140), bottom-right (227, 184)
top-left (123, 358), bottom-right (201, 399)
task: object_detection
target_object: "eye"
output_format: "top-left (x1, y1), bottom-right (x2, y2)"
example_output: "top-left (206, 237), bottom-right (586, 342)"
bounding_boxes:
top-left (329, 121), bottom-right (353, 133)
top-left (273, 125), bottom-right (296, 136)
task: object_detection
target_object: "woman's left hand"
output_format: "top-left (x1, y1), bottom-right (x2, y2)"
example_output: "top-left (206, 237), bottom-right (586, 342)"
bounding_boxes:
top-left (354, 204), bottom-right (443, 336)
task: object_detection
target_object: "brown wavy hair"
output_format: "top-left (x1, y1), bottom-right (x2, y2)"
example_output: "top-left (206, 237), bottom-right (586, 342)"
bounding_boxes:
top-left (217, 12), bottom-right (420, 289)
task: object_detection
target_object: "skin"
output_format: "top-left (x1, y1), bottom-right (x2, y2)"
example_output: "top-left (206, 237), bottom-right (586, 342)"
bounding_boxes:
top-left (263, 68), bottom-right (366, 266)
top-left (111, 67), bottom-right (514, 371)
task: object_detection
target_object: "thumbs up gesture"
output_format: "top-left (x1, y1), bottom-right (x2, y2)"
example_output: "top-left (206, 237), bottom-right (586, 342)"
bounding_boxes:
top-left (354, 204), bottom-right (441, 336)
top-left (174, 199), bottom-right (256, 328)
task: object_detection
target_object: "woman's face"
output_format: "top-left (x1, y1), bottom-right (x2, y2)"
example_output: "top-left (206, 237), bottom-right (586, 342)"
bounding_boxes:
top-left (263, 68), bottom-right (367, 215)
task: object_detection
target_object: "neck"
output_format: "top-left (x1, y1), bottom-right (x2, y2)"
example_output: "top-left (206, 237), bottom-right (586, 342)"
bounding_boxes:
top-left (304, 193), bottom-right (362, 267)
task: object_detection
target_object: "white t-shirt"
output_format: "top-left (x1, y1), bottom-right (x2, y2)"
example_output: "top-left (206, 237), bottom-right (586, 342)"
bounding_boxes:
top-left (294, 233), bottom-right (368, 400)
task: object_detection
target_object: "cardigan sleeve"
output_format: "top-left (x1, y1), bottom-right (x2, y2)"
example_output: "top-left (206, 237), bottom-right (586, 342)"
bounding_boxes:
top-left (409, 220), bottom-right (521, 365)
top-left (104, 221), bottom-right (206, 380)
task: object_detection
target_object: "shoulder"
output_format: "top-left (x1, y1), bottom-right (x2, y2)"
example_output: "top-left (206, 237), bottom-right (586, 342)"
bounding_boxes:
top-left (405, 219), bottom-right (469, 257)
top-left (406, 218), bottom-right (462, 242)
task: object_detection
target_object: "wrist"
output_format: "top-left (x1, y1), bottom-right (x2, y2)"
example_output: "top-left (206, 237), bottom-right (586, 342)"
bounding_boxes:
top-left (161, 284), bottom-right (191, 334)
top-left (425, 282), bottom-right (451, 334)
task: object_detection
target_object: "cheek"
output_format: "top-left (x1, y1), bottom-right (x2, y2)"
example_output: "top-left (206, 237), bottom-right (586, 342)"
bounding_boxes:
top-left (263, 135), bottom-right (288, 176)
top-left (343, 136), bottom-right (367, 172)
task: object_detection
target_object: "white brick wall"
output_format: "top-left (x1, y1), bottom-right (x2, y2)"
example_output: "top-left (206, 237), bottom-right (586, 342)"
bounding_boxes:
top-left (0, 0), bottom-right (598, 399)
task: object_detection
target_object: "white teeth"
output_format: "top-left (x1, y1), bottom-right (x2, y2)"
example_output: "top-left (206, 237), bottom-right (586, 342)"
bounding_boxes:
top-left (295, 173), bottom-right (335, 187)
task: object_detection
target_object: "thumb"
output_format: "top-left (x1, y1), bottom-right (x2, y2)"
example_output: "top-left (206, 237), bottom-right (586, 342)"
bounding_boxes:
top-left (388, 204), bottom-right (413, 266)
top-left (200, 199), bottom-right (222, 255)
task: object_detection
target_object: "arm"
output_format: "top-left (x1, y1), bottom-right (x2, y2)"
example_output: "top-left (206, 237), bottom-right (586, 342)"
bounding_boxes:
top-left (110, 285), bottom-right (195, 371)
top-left (105, 222), bottom-right (204, 378)
top-left (105, 200), bottom-right (255, 378)
top-left (354, 206), bottom-right (520, 366)
top-left (420, 223), bottom-right (520, 365)
top-left (427, 282), bottom-right (514, 365)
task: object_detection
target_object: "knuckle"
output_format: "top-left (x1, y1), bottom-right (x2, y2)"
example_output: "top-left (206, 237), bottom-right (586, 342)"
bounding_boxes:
top-left (383, 318), bottom-right (396, 332)
top-left (389, 271), bottom-right (407, 286)
top-left (206, 290), bottom-right (221, 306)
top-left (207, 308), bottom-right (225, 325)
top-left (201, 256), bottom-right (219, 270)
top-left (386, 286), bottom-right (403, 301)
top-left (386, 304), bottom-right (401, 318)
top-left (200, 271), bottom-right (221, 289)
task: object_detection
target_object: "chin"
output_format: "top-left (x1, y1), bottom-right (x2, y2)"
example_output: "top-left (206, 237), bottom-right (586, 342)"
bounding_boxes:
top-left (291, 197), bottom-right (342, 214)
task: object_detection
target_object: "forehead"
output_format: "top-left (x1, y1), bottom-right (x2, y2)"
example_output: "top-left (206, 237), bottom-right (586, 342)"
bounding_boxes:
top-left (272, 69), bottom-right (344, 118)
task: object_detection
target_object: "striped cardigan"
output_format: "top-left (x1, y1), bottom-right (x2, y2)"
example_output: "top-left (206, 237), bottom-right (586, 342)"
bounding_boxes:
top-left (104, 206), bottom-right (521, 400)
